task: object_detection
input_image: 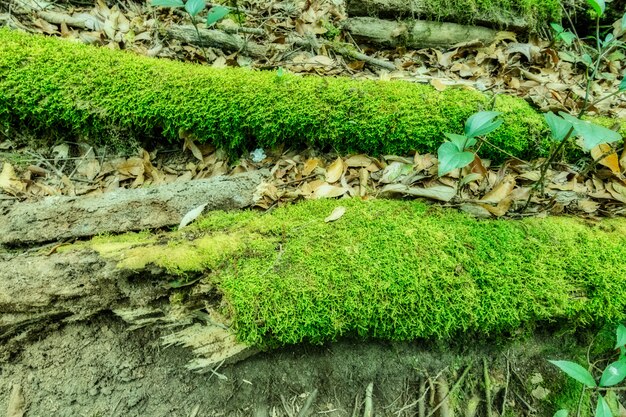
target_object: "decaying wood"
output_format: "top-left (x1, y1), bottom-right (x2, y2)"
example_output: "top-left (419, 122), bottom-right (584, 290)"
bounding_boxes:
top-left (168, 24), bottom-right (397, 70)
top-left (345, 0), bottom-right (529, 30)
top-left (343, 17), bottom-right (496, 48)
top-left (166, 25), bottom-right (268, 57)
top-left (0, 170), bottom-right (267, 246)
top-left (0, 247), bottom-right (252, 369)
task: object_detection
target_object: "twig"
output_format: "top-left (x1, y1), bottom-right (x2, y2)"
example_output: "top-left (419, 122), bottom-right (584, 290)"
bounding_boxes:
top-left (576, 386), bottom-right (585, 417)
top-left (351, 393), bottom-right (361, 417)
top-left (483, 359), bottom-right (493, 417)
top-left (297, 389), bottom-right (318, 417)
top-left (479, 137), bottom-right (529, 164)
top-left (426, 365), bottom-right (471, 417)
top-left (501, 355), bottom-right (510, 417)
top-left (418, 379), bottom-right (426, 417)
top-left (363, 382), bottom-right (374, 417)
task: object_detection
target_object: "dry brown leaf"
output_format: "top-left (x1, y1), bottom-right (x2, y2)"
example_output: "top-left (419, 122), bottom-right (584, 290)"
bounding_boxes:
top-left (481, 197), bottom-right (512, 217)
top-left (381, 184), bottom-right (456, 202)
top-left (609, 181), bottom-right (626, 203)
top-left (325, 157), bottom-right (345, 183)
top-left (480, 176), bottom-right (515, 204)
top-left (312, 183), bottom-right (347, 199)
top-left (183, 136), bottom-right (204, 162)
top-left (430, 78), bottom-right (447, 91)
top-left (591, 144), bottom-right (620, 175)
top-left (620, 147), bottom-right (626, 173)
top-left (76, 159), bottom-right (101, 180)
top-left (0, 163), bottom-right (26, 195)
top-left (117, 158), bottom-right (144, 177)
top-left (344, 154), bottom-right (372, 168)
top-left (302, 158), bottom-right (320, 176)
top-left (578, 199), bottom-right (600, 213)
top-left (324, 206), bottom-right (346, 222)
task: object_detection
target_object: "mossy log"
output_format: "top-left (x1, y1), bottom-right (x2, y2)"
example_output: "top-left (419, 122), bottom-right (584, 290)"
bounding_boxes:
top-left (345, 0), bottom-right (564, 31)
top-left (343, 17), bottom-right (497, 48)
top-left (4, 198), bottom-right (626, 359)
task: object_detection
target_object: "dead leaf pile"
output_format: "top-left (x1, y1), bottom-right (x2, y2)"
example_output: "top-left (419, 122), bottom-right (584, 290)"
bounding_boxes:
top-left (1, 136), bottom-right (626, 218)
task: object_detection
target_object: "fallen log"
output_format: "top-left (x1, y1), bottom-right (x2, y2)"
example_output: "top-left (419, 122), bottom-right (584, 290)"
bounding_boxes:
top-left (0, 170), bottom-right (267, 246)
top-left (0, 248), bottom-right (251, 368)
top-left (344, 0), bottom-right (562, 32)
top-left (343, 17), bottom-right (497, 48)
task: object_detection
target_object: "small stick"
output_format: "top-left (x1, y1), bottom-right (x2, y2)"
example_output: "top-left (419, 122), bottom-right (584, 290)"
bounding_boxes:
top-left (363, 382), bottom-right (374, 417)
top-left (483, 359), bottom-right (493, 417)
top-left (418, 379), bottom-right (426, 417)
top-left (297, 388), bottom-right (318, 417)
top-left (426, 365), bottom-right (471, 417)
top-left (501, 355), bottom-right (510, 417)
top-left (351, 393), bottom-right (361, 417)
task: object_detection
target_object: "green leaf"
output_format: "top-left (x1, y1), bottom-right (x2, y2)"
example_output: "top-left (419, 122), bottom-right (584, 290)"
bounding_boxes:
top-left (464, 111), bottom-right (503, 138)
top-left (277, 67), bottom-right (284, 77)
top-left (553, 410), bottom-right (569, 417)
top-left (558, 112), bottom-right (622, 150)
top-left (595, 395), bottom-right (613, 417)
top-left (559, 31), bottom-right (577, 46)
top-left (587, 0), bottom-right (605, 17)
top-left (185, 0), bottom-right (206, 16)
top-left (616, 324), bottom-right (626, 348)
top-left (600, 361), bottom-right (626, 387)
top-left (206, 5), bottom-right (230, 26)
top-left (544, 112), bottom-right (572, 142)
top-left (548, 360), bottom-right (597, 388)
top-left (437, 142), bottom-right (475, 177)
top-left (582, 54), bottom-right (594, 67)
top-left (444, 132), bottom-right (475, 151)
top-left (620, 77), bottom-right (626, 92)
top-left (151, 0), bottom-right (184, 7)
top-left (622, 12), bottom-right (626, 31)
top-left (550, 23), bottom-right (564, 33)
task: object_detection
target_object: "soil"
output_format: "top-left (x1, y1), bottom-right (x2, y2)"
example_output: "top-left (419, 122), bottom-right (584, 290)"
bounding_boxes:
top-left (0, 312), bottom-right (592, 417)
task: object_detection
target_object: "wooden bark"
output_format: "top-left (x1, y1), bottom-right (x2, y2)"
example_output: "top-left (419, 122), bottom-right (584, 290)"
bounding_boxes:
top-left (0, 170), bottom-right (267, 246)
top-left (343, 17), bottom-right (497, 48)
top-left (0, 248), bottom-right (252, 368)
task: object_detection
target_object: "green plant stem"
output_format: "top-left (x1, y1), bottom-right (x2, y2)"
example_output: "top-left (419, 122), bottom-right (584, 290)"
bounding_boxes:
top-left (576, 386), bottom-right (585, 417)
top-left (478, 137), bottom-right (529, 164)
top-left (189, 14), bottom-right (208, 61)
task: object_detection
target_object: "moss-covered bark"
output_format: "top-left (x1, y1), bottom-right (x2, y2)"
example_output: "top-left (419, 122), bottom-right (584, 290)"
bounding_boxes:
top-left (75, 199), bottom-right (626, 348)
top-left (0, 29), bottom-right (561, 161)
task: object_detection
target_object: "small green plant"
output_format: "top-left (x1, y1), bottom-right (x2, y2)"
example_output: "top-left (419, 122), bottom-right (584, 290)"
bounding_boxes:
top-left (550, 324), bottom-right (626, 417)
top-left (437, 0), bottom-right (626, 212)
top-left (436, 111), bottom-right (502, 177)
top-left (151, 0), bottom-right (231, 59)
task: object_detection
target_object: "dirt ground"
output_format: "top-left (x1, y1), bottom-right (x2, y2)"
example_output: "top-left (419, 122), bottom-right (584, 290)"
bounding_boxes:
top-left (0, 312), bottom-right (594, 417)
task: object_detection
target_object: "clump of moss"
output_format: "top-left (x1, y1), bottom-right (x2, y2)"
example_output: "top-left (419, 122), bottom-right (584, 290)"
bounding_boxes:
top-left (83, 199), bottom-right (626, 348)
top-left (0, 28), bottom-right (551, 161)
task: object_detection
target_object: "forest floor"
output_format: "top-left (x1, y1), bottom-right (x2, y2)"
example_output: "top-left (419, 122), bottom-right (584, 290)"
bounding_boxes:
top-left (2, 0), bottom-right (626, 416)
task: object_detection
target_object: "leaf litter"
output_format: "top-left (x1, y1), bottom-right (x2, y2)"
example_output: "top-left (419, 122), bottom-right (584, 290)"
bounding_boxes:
top-left (2, 137), bottom-right (626, 219)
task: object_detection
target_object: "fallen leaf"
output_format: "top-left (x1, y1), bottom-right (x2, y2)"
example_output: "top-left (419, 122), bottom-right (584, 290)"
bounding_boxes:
top-left (344, 154), bottom-right (372, 168)
top-left (325, 157), bottom-right (345, 183)
top-left (179, 203), bottom-right (208, 229)
top-left (620, 147), bottom-right (626, 173)
top-left (380, 162), bottom-right (413, 183)
top-left (324, 206), bottom-right (346, 222)
top-left (591, 144), bottom-right (620, 175)
top-left (381, 184), bottom-right (456, 202)
top-left (430, 78), bottom-right (447, 91)
top-left (302, 158), bottom-right (320, 176)
top-left (312, 183), bottom-right (348, 199)
top-left (182, 135), bottom-right (204, 162)
top-left (578, 199), bottom-right (600, 213)
top-left (117, 158), bottom-right (145, 177)
top-left (0, 163), bottom-right (25, 195)
top-left (480, 197), bottom-right (512, 217)
top-left (480, 176), bottom-right (515, 204)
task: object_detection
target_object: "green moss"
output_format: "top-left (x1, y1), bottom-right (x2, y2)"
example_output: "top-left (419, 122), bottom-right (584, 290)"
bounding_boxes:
top-left (0, 29), bottom-right (561, 162)
top-left (81, 199), bottom-right (626, 348)
top-left (415, 0), bottom-right (562, 30)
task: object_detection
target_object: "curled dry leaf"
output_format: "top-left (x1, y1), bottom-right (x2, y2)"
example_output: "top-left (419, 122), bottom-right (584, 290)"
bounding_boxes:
top-left (324, 205), bottom-right (346, 222)
top-left (179, 203), bottom-right (208, 229)
top-left (381, 183), bottom-right (456, 202)
top-left (344, 154), bottom-right (372, 168)
top-left (325, 157), bottom-right (345, 183)
top-left (312, 183), bottom-right (348, 199)
top-left (480, 175), bottom-right (515, 204)
top-left (591, 144), bottom-right (620, 175)
top-left (302, 158), bottom-right (320, 176)
top-left (7, 384), bottom-right (25, 417)
top-left (0, 163), bottom-right (26, 195)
